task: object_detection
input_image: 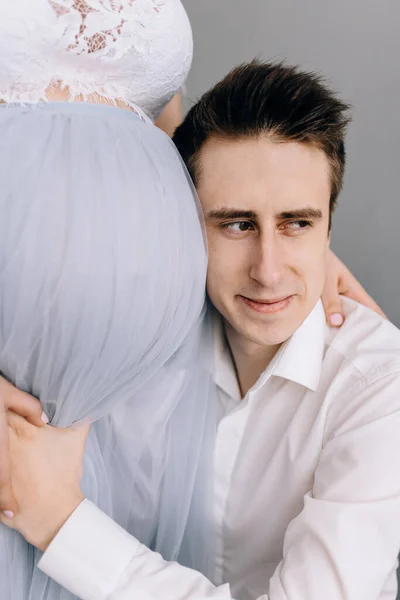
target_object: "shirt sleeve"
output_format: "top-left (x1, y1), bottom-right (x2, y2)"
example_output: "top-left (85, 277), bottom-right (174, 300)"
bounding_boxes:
top-left (39, 369), bottom-right (400, 600)
top-left (268, 368), bottom-right (400, 599)
top-left (38, 499), bottom-right (233, 600)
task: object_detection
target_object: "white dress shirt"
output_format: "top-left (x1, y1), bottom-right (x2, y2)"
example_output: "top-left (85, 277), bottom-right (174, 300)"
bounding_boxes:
top-left (39, 298), bottom-right (400, 600)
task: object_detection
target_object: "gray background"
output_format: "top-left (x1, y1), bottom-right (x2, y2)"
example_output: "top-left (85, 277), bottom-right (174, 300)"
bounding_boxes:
top-left (182, 0), bottom-right (400, 326)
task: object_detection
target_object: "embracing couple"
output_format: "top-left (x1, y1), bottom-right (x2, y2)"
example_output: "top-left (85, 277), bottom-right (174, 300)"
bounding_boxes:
top-left (1, 3), bottom-right (400, 600)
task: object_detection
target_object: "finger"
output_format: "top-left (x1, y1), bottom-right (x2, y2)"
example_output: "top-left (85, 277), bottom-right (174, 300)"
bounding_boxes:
top-left (321, 276), bottom-right (345, 328)
top-left (7, 410), bottom-right (38, 440)
top-left (0, 404), bottom-right (17, 515)
top-left (0, 507), bottom-right (15, 528)
top-left (0, 377), bottom-right (49, 427)
top-left (334, 258), bottom-right (388, 319)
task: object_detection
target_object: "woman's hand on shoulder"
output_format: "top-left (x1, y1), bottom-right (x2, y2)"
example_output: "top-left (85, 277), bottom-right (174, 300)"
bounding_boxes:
top-left (322, 249), bottom-right (387, 327)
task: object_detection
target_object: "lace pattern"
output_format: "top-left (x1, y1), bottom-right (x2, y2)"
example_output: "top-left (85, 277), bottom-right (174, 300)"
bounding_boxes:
top-left (49, 0), bottom-right (164, 56)
top-left (0, 0), bottom-right (192, 120)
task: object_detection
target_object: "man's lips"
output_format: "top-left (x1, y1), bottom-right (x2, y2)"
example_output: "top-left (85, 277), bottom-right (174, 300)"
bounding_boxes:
top-left (239, 295), bottom-right (294, 314)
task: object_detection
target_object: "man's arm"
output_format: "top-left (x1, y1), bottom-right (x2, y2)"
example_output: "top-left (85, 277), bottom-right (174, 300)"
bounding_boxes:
top-left (37, 367), bottom-right (400, 600)
top-left (1, 412), bottom-right (233, 600)
top-left (269, 367), bottom-right (400, 599)
top-left (4, 368), bottom-right (400, 600)
top-left (39, 499), bottom-right (232, 600)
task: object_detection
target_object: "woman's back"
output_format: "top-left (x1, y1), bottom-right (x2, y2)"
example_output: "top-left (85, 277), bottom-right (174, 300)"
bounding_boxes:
top-left (0, 5), bottom-right (215, 599)
top-left (0, 0), bottom-right (193, 119)
top-left (0, 99), bottom-right (215, 599)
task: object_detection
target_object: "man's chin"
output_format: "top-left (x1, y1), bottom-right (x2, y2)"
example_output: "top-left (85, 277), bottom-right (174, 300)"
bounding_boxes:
top-left (244, 325), bottom-right (295, 348)
top-left (236, 303), bottom-right (303, 346)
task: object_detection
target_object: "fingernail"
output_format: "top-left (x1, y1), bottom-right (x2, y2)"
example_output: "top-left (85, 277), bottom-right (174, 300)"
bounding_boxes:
top-left (329, 313), bottom-right (344, 327)
top-left (3, 510), bottom-right (14, 519)
top-left (41, 412), bottom-right (49, 424)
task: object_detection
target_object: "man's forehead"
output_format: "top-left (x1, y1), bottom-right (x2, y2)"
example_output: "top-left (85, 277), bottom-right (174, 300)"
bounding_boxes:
top-left (196, 135), bottom-right (331, 211)
top-left (197, 134), bottom-right (330, 169)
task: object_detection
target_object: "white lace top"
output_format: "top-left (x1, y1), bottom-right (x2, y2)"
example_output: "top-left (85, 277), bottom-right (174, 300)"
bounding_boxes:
top-left (0, 0), bottom-right (193, 120)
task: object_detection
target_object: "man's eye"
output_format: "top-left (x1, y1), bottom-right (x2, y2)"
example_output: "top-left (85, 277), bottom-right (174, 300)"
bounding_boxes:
top-left (222, 221), bottom-right (255, 234)
top-left (283, 220), bottom-right (312, 231)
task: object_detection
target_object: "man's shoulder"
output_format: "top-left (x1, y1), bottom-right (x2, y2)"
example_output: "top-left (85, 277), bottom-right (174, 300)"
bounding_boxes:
top-left (320, 298), bottom-right (400, 437)
top-left (324, 297), bottom-right (400, 382)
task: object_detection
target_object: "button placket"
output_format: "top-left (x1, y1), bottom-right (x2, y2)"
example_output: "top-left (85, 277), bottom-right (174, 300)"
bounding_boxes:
top-left (213, 402), bottom-right (251, 584)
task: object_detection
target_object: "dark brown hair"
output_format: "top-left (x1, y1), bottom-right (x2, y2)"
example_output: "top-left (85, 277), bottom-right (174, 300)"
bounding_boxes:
top-left (173, 60), bottom-right (351, 224)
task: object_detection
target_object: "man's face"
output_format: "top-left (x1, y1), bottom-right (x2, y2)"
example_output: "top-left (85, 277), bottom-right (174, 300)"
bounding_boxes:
top-left (196, 135), bottom-right (331, 349)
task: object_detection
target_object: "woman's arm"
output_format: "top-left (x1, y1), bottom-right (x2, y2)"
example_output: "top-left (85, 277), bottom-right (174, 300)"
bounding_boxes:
top-left (155, 93), bottom-right (183, 137)
top-left (321, 251), bottom-right (387, 327)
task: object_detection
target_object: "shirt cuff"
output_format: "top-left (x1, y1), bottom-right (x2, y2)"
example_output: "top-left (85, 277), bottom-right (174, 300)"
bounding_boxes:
top-left (38, 498), bottom-right (141, 600)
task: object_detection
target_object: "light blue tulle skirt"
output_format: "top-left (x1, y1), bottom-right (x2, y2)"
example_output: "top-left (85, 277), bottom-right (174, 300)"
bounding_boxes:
top-left (0, 102), bottom-right (216, 600)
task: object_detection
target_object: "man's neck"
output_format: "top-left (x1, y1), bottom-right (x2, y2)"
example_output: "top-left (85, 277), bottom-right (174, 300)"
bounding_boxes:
top-left (223, 321), bottom-right (281, 398)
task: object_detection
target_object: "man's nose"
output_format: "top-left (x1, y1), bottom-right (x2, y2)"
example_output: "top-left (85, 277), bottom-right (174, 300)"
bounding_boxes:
top-left (249, 236), bottom-right (284, 288)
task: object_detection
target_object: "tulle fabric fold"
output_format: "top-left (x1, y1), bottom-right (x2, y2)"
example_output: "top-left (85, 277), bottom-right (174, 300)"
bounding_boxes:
top-left (0, 102), bottom-right (216, 600)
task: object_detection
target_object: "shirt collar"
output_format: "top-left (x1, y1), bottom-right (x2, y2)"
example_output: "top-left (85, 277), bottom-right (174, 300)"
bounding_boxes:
top-left (270, 299), bottom-right (326, 392)
top-left (213, 300), bottom-right (326, 399)
top-left (213, 309), bottom-right (242, 401)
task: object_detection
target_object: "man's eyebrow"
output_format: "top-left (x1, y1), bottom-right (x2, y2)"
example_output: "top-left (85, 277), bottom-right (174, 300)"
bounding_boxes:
top-left (206, 208), bottom-right (258, 220)
top-left (206, 207), bottom-right (323, 221)
top-left (278, 208), bottom-right (323, 220)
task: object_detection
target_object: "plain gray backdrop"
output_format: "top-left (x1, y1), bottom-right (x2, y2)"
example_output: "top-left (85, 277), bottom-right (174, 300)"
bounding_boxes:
top-left (182, 0), bottom-right (400, 325)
